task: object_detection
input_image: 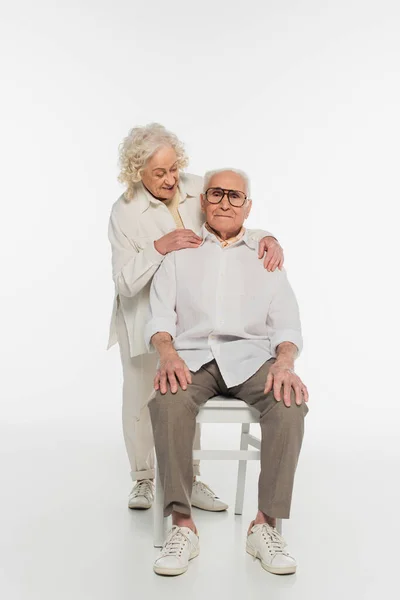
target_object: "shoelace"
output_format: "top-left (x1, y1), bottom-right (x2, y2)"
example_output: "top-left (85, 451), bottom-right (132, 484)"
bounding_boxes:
top-left (193, 481), bottom-right (218, 498)
top-left (259, 524), bottom-right (288, 555)
top-left (160, 527), bottom-right (190, 557)
top-left (132, 479), bottom-right (153, 500)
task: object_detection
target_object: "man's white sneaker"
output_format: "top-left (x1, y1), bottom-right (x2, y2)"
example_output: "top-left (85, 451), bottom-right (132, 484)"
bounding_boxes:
top-left (191, 480), bottom-right (228, 512)
top-left (128, 479), bottom-right (154, 509)
top-left (246, 521), bottom-right (297, 575)
top-left (153, 526), bottom-right (200, 576)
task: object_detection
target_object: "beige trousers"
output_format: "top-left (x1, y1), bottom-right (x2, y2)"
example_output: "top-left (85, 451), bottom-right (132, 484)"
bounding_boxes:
top-left (116, 308), bottom-right (201, 481)
top-left (149, 359), bottom-right (308, 518)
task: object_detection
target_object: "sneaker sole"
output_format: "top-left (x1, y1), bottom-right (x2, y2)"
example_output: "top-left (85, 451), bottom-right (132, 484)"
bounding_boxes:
top-left (153, 548), bottom-right (200, 576)
top-left (128, 504), bottom-right (152, 510)
top-left (246, 544), bottom-right (297, 575)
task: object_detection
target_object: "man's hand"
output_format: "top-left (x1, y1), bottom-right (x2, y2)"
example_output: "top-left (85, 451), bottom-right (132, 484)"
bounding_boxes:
top-left (264, 362), bottom-right (309, 406)
top-left (154, 229), bottom-right (203, 255)
top-left (154, 350), bottom-right (192, 394)
top-left (264, 342), bottom-right (308, 406)
top-left (150, 332), bottom-right (191, 394)
top-left (258, 237), bottom-right (284, 272)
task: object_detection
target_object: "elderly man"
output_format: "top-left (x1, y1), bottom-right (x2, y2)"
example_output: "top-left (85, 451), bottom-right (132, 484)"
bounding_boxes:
top-left (145, 168), bottom-right (309, 577)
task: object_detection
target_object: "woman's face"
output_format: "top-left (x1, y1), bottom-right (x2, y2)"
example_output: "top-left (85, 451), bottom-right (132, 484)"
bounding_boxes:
top-left (140, 146), bottom-right (179, 200)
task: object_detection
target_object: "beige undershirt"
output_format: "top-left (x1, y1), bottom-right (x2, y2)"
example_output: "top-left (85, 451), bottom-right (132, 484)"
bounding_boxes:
top-left (165, 189), bottom-right (184, 228)
top-left (205, 222), bottom-right (245, 247)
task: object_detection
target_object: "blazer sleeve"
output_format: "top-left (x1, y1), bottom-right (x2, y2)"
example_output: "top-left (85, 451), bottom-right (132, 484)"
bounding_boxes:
top-left (108, 207), bottom-right (165, 298)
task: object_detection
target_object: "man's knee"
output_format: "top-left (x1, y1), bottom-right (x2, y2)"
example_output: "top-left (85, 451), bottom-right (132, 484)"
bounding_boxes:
top-left (148, 388), bottom-right (197, 420)
top-left (263, 393), bottom-right (308, 429)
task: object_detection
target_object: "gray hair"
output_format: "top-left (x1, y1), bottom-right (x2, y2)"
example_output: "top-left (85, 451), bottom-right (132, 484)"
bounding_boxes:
top-left (118, 123), bottom-right (189, 200)
top-left (203, 168), bottom-right (251, 197)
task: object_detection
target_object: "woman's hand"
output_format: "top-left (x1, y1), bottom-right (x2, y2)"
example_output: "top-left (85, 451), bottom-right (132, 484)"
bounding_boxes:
top-left (154, 350), bottom-right (192, 394)
top-left (258, 237), bottom-right (284, 271)
top-left (264, 362), bottom-right (309, 406)
top-left (154, 229), bottom-right (203, 255)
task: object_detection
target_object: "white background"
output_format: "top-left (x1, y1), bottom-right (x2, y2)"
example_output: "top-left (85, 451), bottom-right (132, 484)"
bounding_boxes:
top-left (1, 1), bottom-right (399, 598)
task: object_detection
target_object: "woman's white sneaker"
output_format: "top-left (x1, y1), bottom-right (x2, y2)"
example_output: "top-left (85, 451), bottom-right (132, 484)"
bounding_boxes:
top-left (128, 479), bottom-right (154, 509)
top-left (153, 526), bottom-right (200, 576)
top-left (191, 480), bottom-right (228, 511)
top-left (246, 522), bottom-right (297, 575)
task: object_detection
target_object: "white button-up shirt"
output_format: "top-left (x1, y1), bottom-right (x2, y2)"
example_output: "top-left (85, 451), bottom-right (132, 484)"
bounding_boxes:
top-left (144, 225), bottom-right (302, 388)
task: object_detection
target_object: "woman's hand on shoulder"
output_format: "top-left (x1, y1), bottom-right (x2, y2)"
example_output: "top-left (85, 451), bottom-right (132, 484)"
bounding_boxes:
top-left (154, 229), bottom-right (202, 255)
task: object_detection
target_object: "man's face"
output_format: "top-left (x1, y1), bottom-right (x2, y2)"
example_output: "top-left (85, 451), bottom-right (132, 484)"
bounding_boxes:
top-left (201, 171), bottom-right (252, 236)
top-left (140, 146), bottom-right (179, 200)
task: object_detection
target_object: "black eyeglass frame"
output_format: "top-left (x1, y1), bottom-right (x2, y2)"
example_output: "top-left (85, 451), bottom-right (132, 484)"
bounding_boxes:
top-left (204, 187), bottom-right (248, 207)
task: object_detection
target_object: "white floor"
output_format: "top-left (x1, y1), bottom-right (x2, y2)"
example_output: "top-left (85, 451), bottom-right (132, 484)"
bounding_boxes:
top-left (1, 417), bottom-right (398, 600)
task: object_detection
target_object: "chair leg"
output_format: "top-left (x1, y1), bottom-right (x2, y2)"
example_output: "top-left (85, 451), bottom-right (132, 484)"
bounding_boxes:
top-left (153, 462), bottom-right (165, 548)
top-left (235, 423), bottom-right (250, 515)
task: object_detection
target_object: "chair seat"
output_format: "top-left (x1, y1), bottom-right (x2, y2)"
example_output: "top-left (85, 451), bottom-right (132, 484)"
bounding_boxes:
top-left (202, 398), bottom-right (248, 409)
top-left (196, 396), bottom-right (259, 424)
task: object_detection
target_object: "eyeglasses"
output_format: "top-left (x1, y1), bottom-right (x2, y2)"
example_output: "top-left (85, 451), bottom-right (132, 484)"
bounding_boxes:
top-left (205, 187), bottom-right (248, 208)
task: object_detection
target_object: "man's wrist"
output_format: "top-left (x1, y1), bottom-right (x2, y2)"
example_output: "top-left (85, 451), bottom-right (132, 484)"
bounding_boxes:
top-left (151, 332), bottom-right (175, 356)
top-left (159, 346), bottom-right (178, 360)
top-left (274, 360), bottom-right (295, 371)
top-left (275, 342), bottom-right (297, 367)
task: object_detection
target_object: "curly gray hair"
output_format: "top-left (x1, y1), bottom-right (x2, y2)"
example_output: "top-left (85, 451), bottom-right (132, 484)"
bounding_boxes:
top-left (118, 123), bottom-right (189, 200)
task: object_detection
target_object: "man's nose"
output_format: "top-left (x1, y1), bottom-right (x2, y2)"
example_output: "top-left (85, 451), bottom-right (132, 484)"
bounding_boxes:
top-left (220, 195), bottom-right (231, 210)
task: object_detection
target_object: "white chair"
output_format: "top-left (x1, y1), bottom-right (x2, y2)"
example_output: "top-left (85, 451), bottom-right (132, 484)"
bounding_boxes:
top-left (153, 396), bottom-right (282, 547)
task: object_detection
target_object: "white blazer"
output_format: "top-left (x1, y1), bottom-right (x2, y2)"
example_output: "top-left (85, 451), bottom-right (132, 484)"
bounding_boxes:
top-left (107, 173), bottom-right (272, 358)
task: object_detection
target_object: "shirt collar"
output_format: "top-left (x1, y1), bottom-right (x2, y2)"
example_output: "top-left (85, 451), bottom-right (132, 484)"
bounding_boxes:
top-left (201, 223), bottom-right (258, 250)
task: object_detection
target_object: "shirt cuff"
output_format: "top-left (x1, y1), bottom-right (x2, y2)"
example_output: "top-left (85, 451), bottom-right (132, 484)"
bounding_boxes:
top-left (143, 240), bottom-right (165, 265)
top-left (271, 331), bottom-right (303, 357)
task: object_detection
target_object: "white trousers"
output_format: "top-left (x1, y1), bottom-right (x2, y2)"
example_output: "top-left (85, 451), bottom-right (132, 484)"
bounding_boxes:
top-left (116, 309), bottom-right (201, 481)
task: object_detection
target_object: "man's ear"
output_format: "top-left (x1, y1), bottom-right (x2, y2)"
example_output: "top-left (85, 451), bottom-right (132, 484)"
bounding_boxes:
top-left (244, 199), bottom-right (252, 219)
top-left (200, 194), bottom-right (206, 213)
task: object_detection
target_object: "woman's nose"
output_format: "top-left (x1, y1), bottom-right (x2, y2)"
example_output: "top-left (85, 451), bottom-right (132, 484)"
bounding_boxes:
top-left (164, 173), bottom-right (175, 186)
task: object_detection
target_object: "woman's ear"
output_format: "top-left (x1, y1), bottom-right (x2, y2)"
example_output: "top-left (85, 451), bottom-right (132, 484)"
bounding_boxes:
top-left (200, 194), bottom-right (206, 213)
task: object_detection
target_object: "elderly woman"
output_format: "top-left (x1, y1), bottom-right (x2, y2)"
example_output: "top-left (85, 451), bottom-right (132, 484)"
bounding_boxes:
top-left (108, 123), bottom-right (284, 511)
